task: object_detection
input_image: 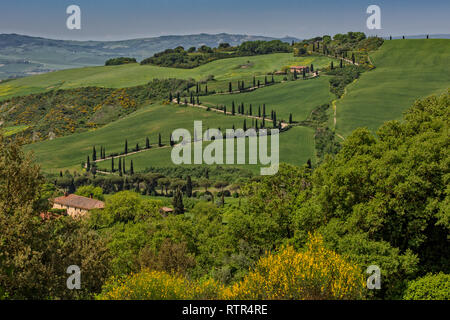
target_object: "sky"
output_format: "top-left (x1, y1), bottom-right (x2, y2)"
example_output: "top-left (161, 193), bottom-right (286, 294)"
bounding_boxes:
top-left (1, 0), bottom-right (449, 41)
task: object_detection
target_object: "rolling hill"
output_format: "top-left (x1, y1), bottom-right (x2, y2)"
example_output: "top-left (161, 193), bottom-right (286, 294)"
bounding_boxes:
top-left (335, 39), bottom-right (450, 137)
top-left (0, 33), bottom-right (299, 80)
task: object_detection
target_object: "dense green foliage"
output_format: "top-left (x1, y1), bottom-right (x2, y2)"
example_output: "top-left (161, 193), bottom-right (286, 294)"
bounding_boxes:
top-left (141, 40), bottom-right (291, 68)
top-left (105, 57), bottom-right (137, 66)
top-left (403, 273), bottom-right (450, 300)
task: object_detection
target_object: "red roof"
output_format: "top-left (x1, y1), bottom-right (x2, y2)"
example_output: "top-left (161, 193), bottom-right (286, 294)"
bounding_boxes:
top-left (53, 194), bottom-right (105, 210)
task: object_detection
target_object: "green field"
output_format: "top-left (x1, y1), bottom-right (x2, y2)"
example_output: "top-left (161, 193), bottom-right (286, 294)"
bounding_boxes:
top-left (0, 54), bottom-right (335, 101)
top-left (24, 101), bottom-right (316, 173)
top-left (95, 125), bottom-right (316, 174)
top-left (335, 39), bottom-right (450, 137)
top-left (201, 76), bottom-right (333, 122)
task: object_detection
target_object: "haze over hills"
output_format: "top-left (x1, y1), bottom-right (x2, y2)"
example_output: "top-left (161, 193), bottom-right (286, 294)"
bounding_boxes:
top-left (0, 33), bottom-right (300, 80)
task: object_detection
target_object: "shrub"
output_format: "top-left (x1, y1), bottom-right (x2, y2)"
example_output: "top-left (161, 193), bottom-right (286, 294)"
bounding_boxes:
top-left (96, 270), bottom-right (222, 300)
top-left (221, 234), bottom-right (365, 300)
top-left (403, 273), bottom-right (450, 300)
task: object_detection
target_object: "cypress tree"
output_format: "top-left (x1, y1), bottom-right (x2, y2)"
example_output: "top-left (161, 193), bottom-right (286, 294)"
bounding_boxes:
top-left (186, 176), bottom-right (193, 197)
top-left (169, 92), bottom-right (173, 102)
top-left (243, 119), bottom-right (247, 131)
top-left (172, 188), bottom-right (184, 214)
top-left (258, 105), bottom-right (261, 118)
top-left (253, 76), bottom-right (256, 87)
top-left (263, 104), bottom-right (266, 118)
top-left (205, 84), bottom-right (208, 94)
top-left (232, 101), bottom-right (235, 115)
top-left (249, 104), bottom-right (252, 116)
top-left (92, 146), bottom-right (97, 162)
top-left (229, 82), bottom-right (232, 93)
top-left (135, 143), bottom-right (139, 152)
top-left (86, 156), bottom-right (91, 171)
top-left (111, 157), bottom-right (115, 172)
top-left (170, 135), bottom-right (174, 147)
top-left (123, 158), bottom-right (126, 174)
top-left (158, 133), bottom-right (162, 147)
top-left (177, 92), bottom-right (180, 104)
top-left (389, 35), bottom-right (392, 40)
top-left (196, 83), bottom-right (199, 94)
top-left (224, 106), bottom-right (227, 114)
top-left (271, 75), bottom-right (274, 83)
top-left (118, 157), bottom-right (122, 176)
top-left (184, 98), bottom-right (188, 105)
top-left (289, 113), bottom-right (293, 124)
top-left (264, 76), bottom-right (268, 85)
top-left (130, 160), bottom-right (134, 175)
top-left (303, 68), bottom-right (306, 79)
top-left (60, 171), bottom-right (63, 177)
top-left (352, 53), bottom-right (355, 64)
top-left (255, 120), bottom-right (259, 130)
top-left (196, 95), bottom-right (200, 105)
top-left (340, 59), bottom-right (343, 68)
top-left (311, 64), bottom-right (314, 72)
top-left (331, 61), bottom-right (334, 70)
top-left (146, 137), bottom-right (150, 149)
top-left (125, 139), bottom-right (128, 155)
top-left (257, 80), bottom-right (261, 87)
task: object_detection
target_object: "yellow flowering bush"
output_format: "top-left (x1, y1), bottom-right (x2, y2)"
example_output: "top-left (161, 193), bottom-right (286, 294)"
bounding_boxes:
top-left (96, 270), bottom-right (223, 300)
top-left (221, 234), bottom-right (365, 300)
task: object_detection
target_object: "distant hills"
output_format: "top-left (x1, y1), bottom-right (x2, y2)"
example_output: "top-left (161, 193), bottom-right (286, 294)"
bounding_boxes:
top-left (0, 33), bottom-right (299, 80)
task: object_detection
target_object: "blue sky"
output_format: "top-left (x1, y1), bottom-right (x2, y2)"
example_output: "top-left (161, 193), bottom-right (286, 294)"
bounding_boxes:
top-left (1, 0), bottom-right (449, 40)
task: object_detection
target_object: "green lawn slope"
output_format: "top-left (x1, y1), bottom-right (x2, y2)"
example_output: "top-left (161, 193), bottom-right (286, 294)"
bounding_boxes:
top-left (25, 103), bottom-right (316, 173)
top-left (201, 76), bottom-right (333, 122)
top-left (335, 39), bottom-right (450, 137)
top-left (0, 54), bottom-right (335, 101)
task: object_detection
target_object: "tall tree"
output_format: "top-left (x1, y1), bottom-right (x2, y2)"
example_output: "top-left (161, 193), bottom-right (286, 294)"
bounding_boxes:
top-left (172, 188), bottom-right (184, 214)
top-left (125, 140), bottom-right (128, 155)
top-left (86, 156), bottom-right (91, 172)
top-left (130, 160), bottom-right (134, 175)
top-left (158, 133), bottom-right (162, 147)
top-left (92, 146), bottom-right (97, 162)
top-left (146, 137), bottom-right (150, 149)
top-left (111, 157), bottom-right (115, 172)
top-left (186, 176), bottom-right (193, 198)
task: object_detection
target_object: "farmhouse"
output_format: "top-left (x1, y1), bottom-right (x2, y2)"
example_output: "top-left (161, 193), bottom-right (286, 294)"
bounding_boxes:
top-left (160, 206), bottom-right (174, 217)
top-left (290, 66), bottom-right (309, 73)
top-left (52, 193), bottom-right (105, 218)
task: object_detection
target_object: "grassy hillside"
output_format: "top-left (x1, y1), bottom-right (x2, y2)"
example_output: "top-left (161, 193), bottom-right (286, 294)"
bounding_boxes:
top-left (95, 125), bottom-right (316, 174)
top-left (24, 102), bottom-right (315, 173)
top-left (201, 76), bottom-right (333, 122)
top-left (0, 54), bottom-right (335, 101)
top-left (335, 39), bottom-right (450, 137)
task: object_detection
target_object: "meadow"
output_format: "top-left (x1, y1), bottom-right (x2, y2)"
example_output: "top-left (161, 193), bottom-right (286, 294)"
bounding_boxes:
top-left (335, 39), bottom-right (450, 136)
top-left (24, 102), bottom-right (316, 173)
top-left (201, 76), bottom-right (334, 122)
top-left (0, 54), bottom-right (336, 101)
